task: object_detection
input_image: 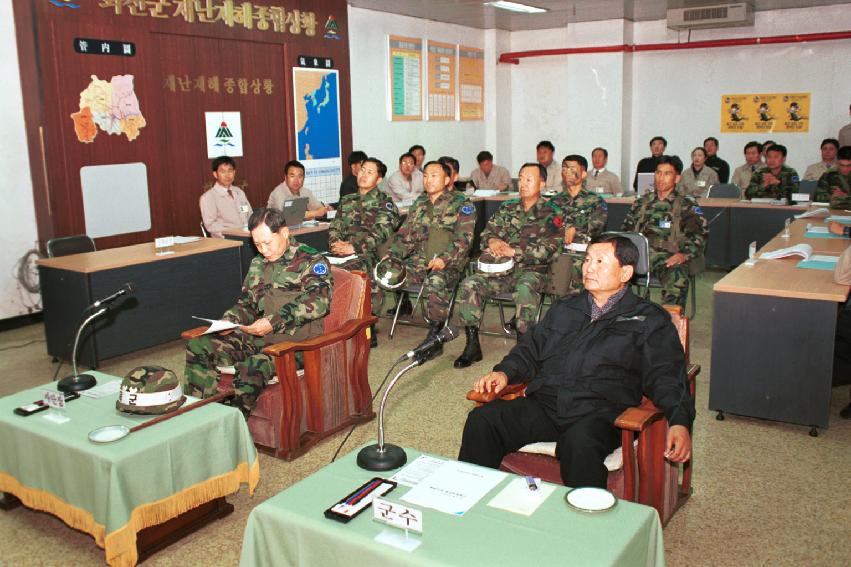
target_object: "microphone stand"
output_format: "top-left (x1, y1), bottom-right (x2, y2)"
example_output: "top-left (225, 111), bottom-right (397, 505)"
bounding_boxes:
top-left (57, 307), bottom-right (107, 393)
top-left (357, 352), bottom-right (432, 471)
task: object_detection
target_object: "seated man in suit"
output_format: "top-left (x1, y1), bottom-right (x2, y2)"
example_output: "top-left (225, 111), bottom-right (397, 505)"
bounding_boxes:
top-left (183, 208), bottom-right (332, 417)
top-left (458, 235), bottom-right (694, 488)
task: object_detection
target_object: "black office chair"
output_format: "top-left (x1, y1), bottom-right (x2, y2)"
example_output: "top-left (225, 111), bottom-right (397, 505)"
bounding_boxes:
top-left (46, 235), bottom-right (96, 258)
top-left (706, 183), bottom-right (741, 199)
top-left (798, 180), bottom-right (818, 199)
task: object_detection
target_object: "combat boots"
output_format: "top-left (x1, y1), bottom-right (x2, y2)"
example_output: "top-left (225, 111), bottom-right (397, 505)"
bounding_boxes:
top-left (453, 326), bottom-right (483, 368)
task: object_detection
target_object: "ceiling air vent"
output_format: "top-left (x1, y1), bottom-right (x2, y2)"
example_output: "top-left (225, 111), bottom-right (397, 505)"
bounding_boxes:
top-left (667, 3), bottom-right (754, 30)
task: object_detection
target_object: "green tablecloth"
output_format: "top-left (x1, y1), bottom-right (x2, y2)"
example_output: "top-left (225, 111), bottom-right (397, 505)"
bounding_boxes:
top-left (240, 445), bottom-right (664, 567)
top-left (0, 372), bottom-right (259, 567)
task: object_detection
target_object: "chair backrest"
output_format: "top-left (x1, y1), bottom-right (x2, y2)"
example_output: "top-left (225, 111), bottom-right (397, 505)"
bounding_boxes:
top-left (601, 231), bottom-right (650, 288)
top-left (46, 235), bottom-right (96, 258)
top-left (706, 183), bottom-right (741, 199)
top-left (798, 179), bottom-right (818, 198)
top-left (545, 253), bottom-right (575, 296)
top-left (323, 267), bottom-right (367, 333)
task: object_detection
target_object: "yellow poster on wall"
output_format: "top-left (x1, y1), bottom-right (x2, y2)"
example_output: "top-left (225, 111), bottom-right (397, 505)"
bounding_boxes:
top-left (459, 46), bottom-right (484, 121)
top-left (720, 93), bottom-right (810, 133)
top-left (388, 35), bottom-right (423, 121)
top-left (427, 41), bottom-right (457, 121)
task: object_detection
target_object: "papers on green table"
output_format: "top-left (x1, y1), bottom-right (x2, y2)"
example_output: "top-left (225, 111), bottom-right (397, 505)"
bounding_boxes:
top-left (400, 460), bottom-right (506, 516)
top-left (761, 243), bottom-right (812, 260)
top-left (487, 477), bottom-right (556, 516)
top-left (390, 454), bottom-right (446, 487)
top-left (797, 256), bottom-right (839, 271)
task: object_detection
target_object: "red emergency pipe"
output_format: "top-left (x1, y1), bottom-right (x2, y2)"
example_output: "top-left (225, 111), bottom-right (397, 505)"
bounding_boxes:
top-left (499, 30), bottom-right (851, 64)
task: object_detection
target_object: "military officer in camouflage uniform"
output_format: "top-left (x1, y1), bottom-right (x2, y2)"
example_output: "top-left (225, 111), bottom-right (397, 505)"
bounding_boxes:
top-left (454, 163), bottom-right (564, 369)
top-left (813, 145), bottom-right (851, 209)
top-left (745, 144), bottom-right (799, 202)
top-left (387, 161), bottom-right (476, 350)
top-left (549, 154), bottom-right (608, 295)
top-left (622, 156), bottom-right (709, 308)
top-left (183, 208), bottom-right (332, 416)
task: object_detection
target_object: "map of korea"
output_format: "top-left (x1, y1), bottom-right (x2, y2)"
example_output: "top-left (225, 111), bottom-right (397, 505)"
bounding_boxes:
top-left (70, 74), bottom-right (146, 143)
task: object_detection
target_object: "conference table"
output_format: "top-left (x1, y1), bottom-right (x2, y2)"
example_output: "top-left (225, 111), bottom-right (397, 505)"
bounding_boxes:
top-left (0, 372), bottom-right (259, 566)
top-left (239, 446), bottom-right (665, 567)
top-left (38, 238), bottom-right (242, 368)
top-left (709, 214), bottom-right (850, 433)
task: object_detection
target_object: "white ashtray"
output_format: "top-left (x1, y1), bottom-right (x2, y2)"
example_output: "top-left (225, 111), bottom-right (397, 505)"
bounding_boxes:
top-left (564, 487), bottom-right (617, 513)
top-left (88, 425), bottom-right (130, 443)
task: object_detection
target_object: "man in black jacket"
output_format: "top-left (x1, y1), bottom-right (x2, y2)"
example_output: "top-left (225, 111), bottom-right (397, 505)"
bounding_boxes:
top-left (458, 234), bottom-right (694, 488)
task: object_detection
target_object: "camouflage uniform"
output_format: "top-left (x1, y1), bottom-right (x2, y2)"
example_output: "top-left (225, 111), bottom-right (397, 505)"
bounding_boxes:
top-left (456, 197), bottom-right (563, 334)
top-left (813, 169), bottom-right (851, 209)
top-left (183, 243), bottom-right (332, 415)
top-left (745, 165), bottom-right (799, 201)
top-left (622, 190), bottom-right (708, 307)
top-left (549, 186), bottom-right (608, 294)
top-left (388, 191), bottom-right (476, 321)
top-left (329, 189), bottom-right (400, 315)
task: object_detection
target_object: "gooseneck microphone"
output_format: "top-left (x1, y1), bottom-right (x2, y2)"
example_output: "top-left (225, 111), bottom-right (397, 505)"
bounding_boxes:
top-left (402, 326), bottom-right (459, 361)
top-left (91, 282), bottom-right (134, 310)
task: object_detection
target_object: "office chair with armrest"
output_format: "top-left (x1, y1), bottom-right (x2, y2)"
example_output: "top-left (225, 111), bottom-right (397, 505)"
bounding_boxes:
top-left (182, 268), bottom-right (376, 460)
top-left (466, 304), bottom-right (698, 525)
top-left (46, 235), bottom-right (96, 258)
top-left (706, 183), bottom-right (741, 199)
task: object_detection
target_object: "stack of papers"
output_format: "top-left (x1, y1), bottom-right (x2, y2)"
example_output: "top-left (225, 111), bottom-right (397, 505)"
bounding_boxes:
top-left (761, 243), bottom-right (813, 260)
top-left (400, 461), bottom-right (506, 516)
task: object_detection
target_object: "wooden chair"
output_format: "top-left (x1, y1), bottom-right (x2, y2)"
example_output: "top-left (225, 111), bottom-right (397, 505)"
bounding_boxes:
top-left (466, 305), bottom-right (699, 525)
top-left (182, 268), bottom-right (376, 460)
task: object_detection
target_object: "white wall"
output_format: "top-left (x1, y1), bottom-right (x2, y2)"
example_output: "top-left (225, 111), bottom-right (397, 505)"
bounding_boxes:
top-left (0, 0), bottom-right (40, 319)
top-left (348, 6), bottom-right (492, 178)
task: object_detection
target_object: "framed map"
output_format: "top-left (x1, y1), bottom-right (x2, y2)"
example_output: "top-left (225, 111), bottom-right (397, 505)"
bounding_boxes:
top-left (293, 68), bottom-right (343, 204)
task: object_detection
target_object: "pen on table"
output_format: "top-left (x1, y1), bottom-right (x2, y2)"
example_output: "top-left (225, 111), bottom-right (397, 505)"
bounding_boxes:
top-left (525, 475), bottom-right (538, 491)
top-left (347, 479), bottom-right (383, 506)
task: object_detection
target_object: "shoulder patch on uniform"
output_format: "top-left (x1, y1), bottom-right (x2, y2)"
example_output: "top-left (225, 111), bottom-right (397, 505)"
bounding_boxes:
top-left (385, 202), bottom-right (394, 211)
top-left (299, 244), bottom-right (319, 254)
top-left (461, 204), bottom-right (474, 215)
top-left (791, 176), bottom-right (800, 183)
top-left (312, 263), bottom-right (329, 276)
top-left (694, 206), bottom-right (703, 215)
top-left (601, 202), bottom-right (608, 211)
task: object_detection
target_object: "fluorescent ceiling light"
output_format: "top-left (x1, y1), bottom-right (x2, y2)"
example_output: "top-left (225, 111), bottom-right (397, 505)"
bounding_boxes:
top-left (484, 1), bottom-right (548, 14)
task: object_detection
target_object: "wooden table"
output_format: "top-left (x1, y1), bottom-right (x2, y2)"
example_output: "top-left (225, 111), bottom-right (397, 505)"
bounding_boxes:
top-left (709, 216), bottom-right (850, 433)
top-left (38, 238), bottom-right (242, 367)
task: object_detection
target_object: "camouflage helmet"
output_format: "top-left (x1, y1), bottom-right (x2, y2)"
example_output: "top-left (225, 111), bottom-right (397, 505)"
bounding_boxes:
top-left (116, 365), bottom-right (186, 415)
top-left (373, 257), bottom-right (407, 290)
top-left (476, 251), bottom-right (514, 277)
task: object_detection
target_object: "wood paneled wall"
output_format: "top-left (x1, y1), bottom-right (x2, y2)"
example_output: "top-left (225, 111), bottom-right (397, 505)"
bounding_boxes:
top-left (14, 0), bottom-right (352, 250)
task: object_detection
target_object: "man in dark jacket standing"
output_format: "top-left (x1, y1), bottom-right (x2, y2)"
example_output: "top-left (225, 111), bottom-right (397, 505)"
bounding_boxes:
top-left (458, 234), bottom-right (694, 488)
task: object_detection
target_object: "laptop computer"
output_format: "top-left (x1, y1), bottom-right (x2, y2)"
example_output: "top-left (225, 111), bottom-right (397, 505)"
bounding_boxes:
top-left (636, 172), bottom-right (654, 196)
top-left (281, 197), bottom-right (309, 228)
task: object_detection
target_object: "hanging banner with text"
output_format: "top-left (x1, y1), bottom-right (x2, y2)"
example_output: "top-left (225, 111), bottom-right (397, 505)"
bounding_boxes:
top-left (459, 46), bottom-right (484, 121)
top-left (720, 92), bottom-right (810, 133)
top-left (388, 35), bottom-right (423, 121)
top-left (426, 40), bottom-right (456, 121)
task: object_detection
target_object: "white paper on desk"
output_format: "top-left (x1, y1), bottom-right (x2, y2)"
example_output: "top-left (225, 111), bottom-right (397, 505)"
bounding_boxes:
top-left (487, 477), bottom-right (556, 516)
top-left (390, 455), bottom-right (446, 487)
top-left (811, 255), bottom-right (839, 264)
top-left (400, 461), bottom-right (506, 516)
top-left (794, 207), bottom-right (829, 219)
top-left (174, 236), bottom-right (201, 244)
top-left (81, 379), bottom-right (122, 399)
top-left (760, 243), bottom-right (813, 260)
top-left (192, 316), bottom-right (241, 334)
top-left (806, 226), bottom-right (829, 234)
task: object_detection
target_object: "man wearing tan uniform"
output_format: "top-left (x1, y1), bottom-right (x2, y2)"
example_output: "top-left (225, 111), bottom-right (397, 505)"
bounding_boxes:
top-left (470, 151), bottom-right (511, 191)
top-left (200, 156), bottom-right (252, 238)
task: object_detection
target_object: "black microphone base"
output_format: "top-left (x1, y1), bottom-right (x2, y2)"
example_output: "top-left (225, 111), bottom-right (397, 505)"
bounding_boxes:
top-left (58, 373), bottom-right (97, 393)
top-left (356, 443), bottom-right (407, 471)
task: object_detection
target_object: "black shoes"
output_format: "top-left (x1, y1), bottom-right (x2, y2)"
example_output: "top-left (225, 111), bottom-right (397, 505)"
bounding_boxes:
top-left (370, 324), bottom-right (378, 348)
top-left (416, 321), bottom-right (445, 360)
top-left (454, 326), bottom-right (483, 368)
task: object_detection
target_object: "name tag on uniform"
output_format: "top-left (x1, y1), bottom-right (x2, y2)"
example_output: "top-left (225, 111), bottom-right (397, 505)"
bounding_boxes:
top-left (239, 203), bottom-right (251, 213)
top-left (697, 180), bottom-right (706, 187)
top-left (659, 219), bottom-right (671, 229)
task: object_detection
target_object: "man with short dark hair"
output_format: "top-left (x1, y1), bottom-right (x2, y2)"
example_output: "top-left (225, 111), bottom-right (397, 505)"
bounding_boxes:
top-left (623, 156), bottom-right (708, 308)
top-left (746, 144), bottom-right (799, 201)
top-left (703, 137), bottom-right (730, 183)
top-left (731, 141), bottom-right (764, 190)
top-left (183, 208), bottom-right (332, 416)
top-left (409, 145), bottom-right (426, 171)
top-left (438, 156), bottom-right (460, 188)
top-left (814, 145), bottom-right (851, 208)
top-left (267, 160), bottom-right (329, 219)
top-left (537, 140), bottom-right (560, 189)
top-left (632, 136), bottom-right (668, 190)
top-left (585, 147), bottom-right (621, 195)
top-left (200, 156), bottom-right (252, 238)
top-left (385, 152), bottom-right (423, 203)
top-left (458, 234), bottom-right (694, 488)
top-left (804, 139), bottom-right (840, 181)
top-left (340, 150), bottom-right (367, 199)
top-left (470, 151), bottom-right (510, 191)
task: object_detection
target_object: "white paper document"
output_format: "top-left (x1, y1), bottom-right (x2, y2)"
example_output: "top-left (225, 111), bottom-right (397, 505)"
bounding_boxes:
top-left (390, 455), bottom-right (446, 487)
top-left (810, 255), bottom-right (839, 264)
top-left (80, 379), bottom-right (122, 399)
top-left (761, 243), bottom-right (813, 260)
top-left (805, 226), bottom-right (829, 234)
top-left (192, 316), bottom-right (241, 334)
top-left (400, 461), bottom-right (506, 516)
top-left (174, 236), bottom-right (202, 244)
top-left (487, 477), bottom-right (556, 516)
top-left (794, 207), bottom-right (829, 219)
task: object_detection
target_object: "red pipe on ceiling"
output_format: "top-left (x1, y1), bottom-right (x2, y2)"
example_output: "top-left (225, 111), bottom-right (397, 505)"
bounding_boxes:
top-left (499, 30), bottom-right (851, 64)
